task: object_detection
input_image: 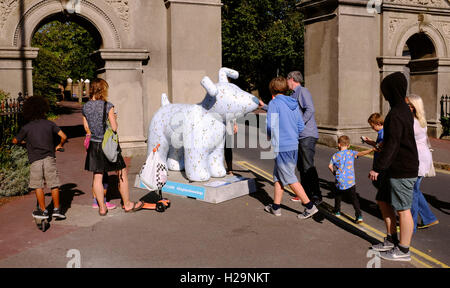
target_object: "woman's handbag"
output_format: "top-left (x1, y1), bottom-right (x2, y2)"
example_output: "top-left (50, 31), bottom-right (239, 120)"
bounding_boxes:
top-left (425, 138), bottom-right (436, 178)
top-left (102, 101), bottom-right (119, 163)
top-left (84, 134), bottom-right (91, 150)
top-left (426, 151), bottom-right (436, 177)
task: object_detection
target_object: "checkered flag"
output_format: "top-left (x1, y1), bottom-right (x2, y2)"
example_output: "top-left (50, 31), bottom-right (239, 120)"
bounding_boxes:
top-left (155, 162), bottom-right (167, 189)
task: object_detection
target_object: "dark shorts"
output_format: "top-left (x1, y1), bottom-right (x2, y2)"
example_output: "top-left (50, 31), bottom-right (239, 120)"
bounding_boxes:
top-left (85, 141), bottom-right (126, 173)
top-left (374, 171), bottom-right (391, 204)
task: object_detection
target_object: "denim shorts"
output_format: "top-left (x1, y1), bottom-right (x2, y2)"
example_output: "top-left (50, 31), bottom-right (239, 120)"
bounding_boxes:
top-left (29, 156), bottom-right (60, 189)
top-left (273, 150), bottom-right (299, 186)
top-left (390, 178), bottom-right (417, 211)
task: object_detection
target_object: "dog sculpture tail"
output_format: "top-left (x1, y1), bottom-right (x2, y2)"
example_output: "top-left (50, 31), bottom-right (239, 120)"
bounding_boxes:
top-left (161, 93), bottom-right (170, 106)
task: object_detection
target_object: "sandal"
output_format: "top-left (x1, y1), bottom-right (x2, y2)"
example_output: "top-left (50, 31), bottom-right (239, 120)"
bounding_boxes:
top-left (124, 201), bottom-right (144, 213)
top-left (99, 208), bottom-right (108, 216)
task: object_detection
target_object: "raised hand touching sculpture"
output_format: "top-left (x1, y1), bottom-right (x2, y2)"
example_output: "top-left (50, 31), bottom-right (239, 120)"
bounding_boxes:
top-left (148, 68), bottom-right (260, 182)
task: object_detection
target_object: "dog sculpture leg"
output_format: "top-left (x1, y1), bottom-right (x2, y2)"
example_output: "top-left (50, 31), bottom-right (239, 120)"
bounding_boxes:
top-left (184, 147), bottom-right (210, 181)
top-left (208, 138), bottom-right (227, 178)
top-left (167, 146), bottom-right (184, 171)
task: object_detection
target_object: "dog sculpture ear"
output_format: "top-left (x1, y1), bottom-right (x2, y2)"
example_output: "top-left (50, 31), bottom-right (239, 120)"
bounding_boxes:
top-left (201, 76), bottom-right (218, 97)
top-left (219, 68), bottom-right (239, 83)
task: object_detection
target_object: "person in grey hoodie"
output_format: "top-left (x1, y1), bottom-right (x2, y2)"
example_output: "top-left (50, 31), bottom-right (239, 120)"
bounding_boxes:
top-left (264, 76), bottom-right (318, 220)
top-left (287, 71), bottom-right (322, 205)
top-left (369, 72), bottom-right (418, 262)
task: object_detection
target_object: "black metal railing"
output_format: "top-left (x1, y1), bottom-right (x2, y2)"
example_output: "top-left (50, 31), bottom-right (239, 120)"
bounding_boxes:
top-left (0, 94), bottom-right (25, 145)
top-left (440, 95), bottom-right (450, 137)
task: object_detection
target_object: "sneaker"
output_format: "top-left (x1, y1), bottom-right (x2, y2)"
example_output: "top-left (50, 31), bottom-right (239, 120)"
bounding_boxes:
top-left (264, 204), bottom-right (281, 216)
top-left (105, 201), bottom-right (117, 210)
top-left (379, 246), bottom-right (411, 262)
top-left (92, 199), bottom-right (116, 210)
top-left (52, 208), bottom-right (66, 219)
top-left (371, 237), bottom-right (395, 252)
top-left (356, 216), bottom-right (363, 223)
top-left (297, 205), bottom-right (318, 220)
top-left (312, 196), bottom-right (323, 206)
top-left (290, 197), bottom-right (301, 202)
top-left (417, 220), bottom-right (439, 230)
top-left (32, 209), bottom-right (49, 220)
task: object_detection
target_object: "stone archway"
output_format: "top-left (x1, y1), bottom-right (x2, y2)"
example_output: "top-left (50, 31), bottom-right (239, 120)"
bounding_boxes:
top-left (0, 0), bottom-right (222, 156)
top-left (403, 32), bottom-right (440, 134)
top-left (1, 0), bottom-right (149, 155)
top-left (299, 0), bottom-right (450, 144)
top-left (384, 10), bottom-right (450, 137)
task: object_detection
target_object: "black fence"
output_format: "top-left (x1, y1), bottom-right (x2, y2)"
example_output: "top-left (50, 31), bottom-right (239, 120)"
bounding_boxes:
top-left (441, 95), bottom-right (450, 118)
top-left (440, 95), bottom-right (450, 137)
top-left (0, 96), bottom-right (24, 145)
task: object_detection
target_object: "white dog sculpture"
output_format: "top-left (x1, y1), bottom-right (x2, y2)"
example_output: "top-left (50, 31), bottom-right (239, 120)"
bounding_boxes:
top-left (147, 68), bottom-right (260, 182)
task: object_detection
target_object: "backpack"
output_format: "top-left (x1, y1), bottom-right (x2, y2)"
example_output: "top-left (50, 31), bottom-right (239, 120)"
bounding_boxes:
top-left (139, 144), bottom-right (168, 190)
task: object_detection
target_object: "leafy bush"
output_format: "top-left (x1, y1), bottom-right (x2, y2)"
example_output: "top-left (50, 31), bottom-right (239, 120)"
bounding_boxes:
top-left (0, 89), bottom-right (10, 102)
top-left (0, 145), bottom-right (29, 198)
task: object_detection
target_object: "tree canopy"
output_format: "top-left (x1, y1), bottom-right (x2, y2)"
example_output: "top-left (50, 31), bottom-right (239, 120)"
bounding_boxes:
top-left (31, 20), bottom-right (98, 107)
top-left (222, 0), bottom-right (304, 102)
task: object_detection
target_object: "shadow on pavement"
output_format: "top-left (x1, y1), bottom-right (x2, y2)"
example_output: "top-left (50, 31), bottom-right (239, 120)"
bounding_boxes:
top-left (44, 183), bottom-right (85, 216)
top-left (424, 193), bottom-right (450, 215)
top-left (245, 169), bottom-right (383, 246)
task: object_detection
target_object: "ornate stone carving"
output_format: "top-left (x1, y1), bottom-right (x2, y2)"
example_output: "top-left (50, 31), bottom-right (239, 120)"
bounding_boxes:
top-left (105, 0), bottom-right (130, 31)
top-left (385, 0), bottom-right (448, 8)
top-left (0, 0), bottom-right (18, 30)
top-left (441, 22), bottom-right (450, 39)
top-left (388, 17), bottom-right (408, 44)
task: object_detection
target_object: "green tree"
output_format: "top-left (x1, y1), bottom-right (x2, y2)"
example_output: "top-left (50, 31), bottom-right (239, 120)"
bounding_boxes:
top-left (222, 0), bottom-right (304, 102)
top-left (32, 20), bottom-right (98, 108)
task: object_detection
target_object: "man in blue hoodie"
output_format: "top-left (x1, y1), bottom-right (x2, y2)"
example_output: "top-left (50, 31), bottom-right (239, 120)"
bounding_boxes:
top-left (265, 77), bottom-right (319, 220)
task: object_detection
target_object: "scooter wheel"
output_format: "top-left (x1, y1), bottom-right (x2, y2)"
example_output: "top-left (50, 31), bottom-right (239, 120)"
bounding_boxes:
top-left (156, 202), bottom-right (165, 212)
top-left (41, 220), bottom-right (47, 232)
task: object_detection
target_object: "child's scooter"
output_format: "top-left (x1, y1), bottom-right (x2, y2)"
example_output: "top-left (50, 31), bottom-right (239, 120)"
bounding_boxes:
top-left (34, 212), bottom-right (49, 232)
top-left (139, 144), bottom-right (170, 212)
top-left (141, 188), bottom-right (171, 212)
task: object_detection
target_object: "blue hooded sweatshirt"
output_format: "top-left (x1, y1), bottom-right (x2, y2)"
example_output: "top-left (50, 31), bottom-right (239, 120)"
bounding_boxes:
top-left (267, 95), bottom-right (305, 152)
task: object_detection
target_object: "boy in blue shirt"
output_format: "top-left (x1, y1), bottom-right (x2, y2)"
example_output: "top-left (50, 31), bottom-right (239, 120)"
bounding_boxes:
top-left (328, 135), bottom-right (375, 223)
top-left (361, 113), bottom-right (384, 163)
top-left (265, 76), bottom-right (318, 220)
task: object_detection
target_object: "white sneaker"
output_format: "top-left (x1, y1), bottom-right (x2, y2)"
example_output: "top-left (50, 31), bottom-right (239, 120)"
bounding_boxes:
top-left (264, 204), bottom-right (281, 216)
top-left (297, 205), bottom-right (318, 220)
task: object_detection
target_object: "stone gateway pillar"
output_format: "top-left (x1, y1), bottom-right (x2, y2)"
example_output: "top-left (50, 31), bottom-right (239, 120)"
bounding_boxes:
top-left (299, 0), bottom-right (450, 143)
top-left (0, 0), bottom-right (222, 156)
